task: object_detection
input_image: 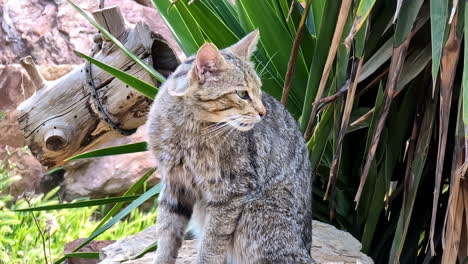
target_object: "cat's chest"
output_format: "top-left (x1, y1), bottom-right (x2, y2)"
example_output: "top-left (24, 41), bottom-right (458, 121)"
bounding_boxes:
top-left (159, 133), bottom-right (259, 202)
top-left (160, 135), bottom-right (223, 178)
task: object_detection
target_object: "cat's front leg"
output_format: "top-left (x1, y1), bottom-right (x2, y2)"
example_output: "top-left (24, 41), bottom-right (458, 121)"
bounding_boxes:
top-left (153, 183), bottom-right (194, 264)
top-left (196, 200), bottom-right (243, 264)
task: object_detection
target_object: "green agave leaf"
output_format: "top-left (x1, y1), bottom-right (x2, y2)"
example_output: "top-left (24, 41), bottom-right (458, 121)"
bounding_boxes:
top-left (64, 252), bottom-right (99, 259)
top-left (92, 168), bottom-right (157, 232)
top-left (300, 1), bottom-right (316, 37)
top-left (393, 0), bottom-right (424, 46)
top-left (0, 112), bottom-right (5, 121)
top-left (308, 105), bottom-right (334, 171)
top-left (67, 142), bottom-right (148, 161)
top-left (359, 38), bottom-right (392, 82)
top-left (169, 1), bottom-right (207, 47)
top-left (47, 166), bottom-right (64, 175)
top-left (336, 25), bottom-right (351, 88)
top-left (44, 186), bottom-right (60, 201)
top-left (53, 253), bottom-right (99, 264)
top-left (72, 183), bottom-right (163, 252)
top-left (75, 51), bottom-right (157, 99)
top-left (311, 0), bottom-right (326, 34)
top-left (354, 20), bottom-right (369, 59)
top-left (388, 93), bottom-right (438, 264)
top-left (14, 196), bottom-right (139, 212)
top-left (152, 0), bottom-right (202, 55)
top-left (130, 241), bottom-right (158, 260)
top-left (362, 84), bottom-right (418, 253)
top-left (365, 1), bottom-right (396, 55)
top-left (53, 256), bottom-right (69, 264)
top-left (67, 0), bottom-right (166, 83)
top-left (357, 82), bottom-right (384, 204)
top-left (397, 45), bottom-right (431, 93)
top-left (457, 0), bottom-right (465, 36)
top-left (347, 108), bottom-right (372, 133)
top-left (300, 0), bottom-right (341, 131)
top-left (237, 0), bottom-right (308, 110)
top-left (356, 150), bottom-right (381, 242)
top-left (360, 20), bottom-right (430, 85)
top-left (346, 0), bottom-right (377, 45)
top-left (182, 0), bottom-right (238, 48)
top-left (355, 0), bottom-right (377, 30)
top-left (430, 0), bottom-right (448, 86)
top-left (277, 0), bottom-right (300, 38)
top-left (202, 0), bottom-right (244, 37)
top-left (277, 0), bottom-right (315, 65)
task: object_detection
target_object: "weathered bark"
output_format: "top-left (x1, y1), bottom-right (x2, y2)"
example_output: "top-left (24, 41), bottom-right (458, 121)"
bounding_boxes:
top-left (15, 6), bottom-right (179, 168)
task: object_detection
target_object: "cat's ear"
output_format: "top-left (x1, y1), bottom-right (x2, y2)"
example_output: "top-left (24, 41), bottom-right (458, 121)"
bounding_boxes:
top-left (190, 42), bottom-right (226, 84)
top-left (228, 29), bottom-right (259, 59)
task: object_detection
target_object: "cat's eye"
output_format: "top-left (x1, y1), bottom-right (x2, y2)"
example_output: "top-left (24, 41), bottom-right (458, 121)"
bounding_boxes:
top-left (236, 90), bottom-right (250, 100)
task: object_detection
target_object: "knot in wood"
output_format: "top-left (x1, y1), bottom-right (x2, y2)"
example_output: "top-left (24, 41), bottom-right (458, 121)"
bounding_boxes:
top-left (44, 129), bottom-right (68, 152)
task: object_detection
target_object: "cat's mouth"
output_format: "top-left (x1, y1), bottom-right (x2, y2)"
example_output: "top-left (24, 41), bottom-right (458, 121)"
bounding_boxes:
top-left (234, 121), bottom-right (256, 131)
top-left (205, 115), bottom-right (260, 134)
top-left (228, 115), bottom-right (260, 131)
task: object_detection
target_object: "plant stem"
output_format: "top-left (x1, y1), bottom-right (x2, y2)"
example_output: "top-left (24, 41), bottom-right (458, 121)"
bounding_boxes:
top-left (280, 0), bottom-right (313, 105)
top-left (24, 198), bottom-right (49, 264)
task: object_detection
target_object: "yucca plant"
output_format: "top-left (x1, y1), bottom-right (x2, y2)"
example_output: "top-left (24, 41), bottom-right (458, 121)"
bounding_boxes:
top-left (18, 0), bottom-right (468, 263)
top-left (150, 0), bottom-right (467, 262)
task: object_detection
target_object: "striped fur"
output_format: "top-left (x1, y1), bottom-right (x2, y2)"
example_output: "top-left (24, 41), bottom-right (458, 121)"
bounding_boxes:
top-left (147, 30), bottom-right (314, 264)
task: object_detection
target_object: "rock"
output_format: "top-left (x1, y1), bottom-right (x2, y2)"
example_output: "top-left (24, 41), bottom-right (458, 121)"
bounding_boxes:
top-left (0, 146), bottom-right (47, 197)
top-left (311, 221), bottom-right (373, 263)
top-left (62, 124), bottom-right (158, 200)
top-left (0, 0), bottom-right (180, 65)
top-left (0, 64), bottom-right (35, 111)
top-left (37, 64), bottom-right (79, 81)
top-left (0, 113), bottom-right (25, 149)
top-left (65, 239), bottom-right (116, 264)
top-left (99, 225), bottom-right (158, 263)
top-left (99, 221), bottom-right (374, 264)
top-left (99, 225), bottom-right (197, 264)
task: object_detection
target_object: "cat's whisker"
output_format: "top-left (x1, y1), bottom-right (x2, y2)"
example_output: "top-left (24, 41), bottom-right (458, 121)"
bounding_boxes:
top-left (223, 125), bottom-right (238, 140)
top-left (203, 115), bottom-right (241, 135)
top-left (206, 122), bottom-right (229, 134)
top-left (210, 125), bottom-right (231, 137)
top-left (202, 118), bottom-right (240, 143)
top-left (210, 120), bottom-right (237, 137)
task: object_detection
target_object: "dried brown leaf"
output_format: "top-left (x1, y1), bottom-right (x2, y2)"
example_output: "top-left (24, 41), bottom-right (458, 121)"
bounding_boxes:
top-left (355, 37), bottom-right (411, 205)
top-left (303, 0), bottom-right (353, 139)
top-left (431, 10), bottom-right (462, 255)
top-left (325, 58), bottom-right (363, 204)
top-left (281, 0), bottom-right (313, 106)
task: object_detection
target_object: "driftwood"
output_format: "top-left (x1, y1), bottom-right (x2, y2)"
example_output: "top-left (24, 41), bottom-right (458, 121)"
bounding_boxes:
top-left (15, 6), bottom-right (179, 168)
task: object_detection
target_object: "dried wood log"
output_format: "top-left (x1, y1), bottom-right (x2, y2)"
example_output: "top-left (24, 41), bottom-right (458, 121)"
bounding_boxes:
top-left (15, 6), bottom-right (179, 168)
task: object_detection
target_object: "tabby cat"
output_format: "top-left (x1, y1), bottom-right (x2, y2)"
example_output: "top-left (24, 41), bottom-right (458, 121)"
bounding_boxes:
top-left (147, 30), bottom-right (314, 264)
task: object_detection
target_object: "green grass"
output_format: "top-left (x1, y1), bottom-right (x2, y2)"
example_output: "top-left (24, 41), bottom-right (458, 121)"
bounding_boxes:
top-left (0, 161), bottom-right (158, 264)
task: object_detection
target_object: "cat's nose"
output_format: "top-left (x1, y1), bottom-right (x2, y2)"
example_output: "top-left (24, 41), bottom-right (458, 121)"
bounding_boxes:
top-left (258, 109), bottom-right (266, 118)
top-left (254, 101), bottom-right (266, 118)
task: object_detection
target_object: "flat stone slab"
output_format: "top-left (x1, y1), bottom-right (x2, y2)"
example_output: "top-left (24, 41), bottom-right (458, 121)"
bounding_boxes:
top-left (99, 221), bottom-right (373, 264)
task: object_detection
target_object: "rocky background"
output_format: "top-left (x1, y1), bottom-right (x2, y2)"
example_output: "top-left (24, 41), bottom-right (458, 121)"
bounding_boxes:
top-left (0, 0), bottom-right (178, 199)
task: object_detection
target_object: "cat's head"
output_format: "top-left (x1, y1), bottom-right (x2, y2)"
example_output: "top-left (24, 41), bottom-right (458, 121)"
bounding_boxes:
top-left (168, 30), bottom-right (266, 131)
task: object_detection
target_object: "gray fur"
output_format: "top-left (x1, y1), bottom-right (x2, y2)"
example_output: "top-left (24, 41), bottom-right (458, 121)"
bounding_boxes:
top-left (147, 31), bottom-right (314, 264)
